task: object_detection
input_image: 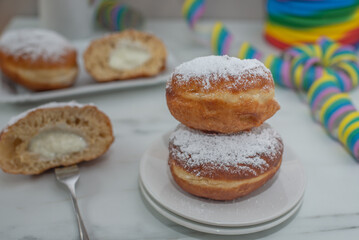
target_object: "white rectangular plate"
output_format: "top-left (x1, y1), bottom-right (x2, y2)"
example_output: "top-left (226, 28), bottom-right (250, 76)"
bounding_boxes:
top-left (0, 39), bottom-right (177, 103)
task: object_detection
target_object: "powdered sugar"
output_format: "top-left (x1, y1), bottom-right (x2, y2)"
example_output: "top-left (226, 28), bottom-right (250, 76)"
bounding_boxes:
top-left (169, 124), bottom-right (282, 177)
top-left (168, 55), bottom-right (271, 90)
top-left (0, 29), bottom-right (73, 62)
top-left (3, 101), bottom-right (94, 132)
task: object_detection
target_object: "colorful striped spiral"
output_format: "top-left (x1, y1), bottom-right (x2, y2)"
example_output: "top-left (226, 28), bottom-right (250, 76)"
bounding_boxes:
top-left (265, 0), bottom-right (359, 49)
top-left (182, 0), bottom-right (205, 29)
top-left (96, 0), bottom-right (143, 31)
top-left (182, 0), bottom-right (233, 55)
top-left (181, 0), bottom-right (359, 160)
top-left (211, 22), bottom-right (233, 55)
top-left (239, 38), bottom-right (359, 160)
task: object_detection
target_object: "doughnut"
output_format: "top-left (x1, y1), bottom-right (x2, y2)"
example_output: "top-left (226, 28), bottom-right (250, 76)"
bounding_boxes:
top-left (0, 102), bottom-right (114, 175)
top-left (83, 29), bottom-right (167, 82)
top-left (0, 29), bottom-right (78, 91)
top-left (168, 123), bottom-right (283, 201)
top-left (166, 55), bottom-right (280, 133)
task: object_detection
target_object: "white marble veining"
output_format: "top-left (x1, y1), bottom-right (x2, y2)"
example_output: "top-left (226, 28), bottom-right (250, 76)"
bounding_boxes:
top-left (0, 18), bottom-right (359, 239)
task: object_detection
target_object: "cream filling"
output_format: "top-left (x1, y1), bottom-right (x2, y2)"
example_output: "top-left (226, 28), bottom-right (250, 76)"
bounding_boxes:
top-left (108, 40), bottom-right (151, 70)
top-left (184, 89), bottom-right (275, 104)
top-left (28, 129), bottom-right (87, 160)
top-left (172, 162), bottom-right (280, 189)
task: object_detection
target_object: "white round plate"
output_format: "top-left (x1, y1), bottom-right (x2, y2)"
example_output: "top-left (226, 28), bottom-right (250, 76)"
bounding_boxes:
top-left (139, 179), bottom-right (303, 235)
top-left (139, 132), bottom-right (306, 227)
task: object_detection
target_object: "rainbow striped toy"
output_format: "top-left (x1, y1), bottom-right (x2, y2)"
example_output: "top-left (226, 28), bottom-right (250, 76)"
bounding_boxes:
top-left (264, 0), bottom-right (359, 49)
top-left (182, 0), bottom-right (359, 160)
top-left (211, 22), bottom-right (233, 55)
top-left (182, 0), bottom-right (205, 29)
top-left (96, 0), bottom-right (143, 31)
top-left (239, 38), bottom-right (359, 161)
top-left (182, 0), bottom-right (233, 55)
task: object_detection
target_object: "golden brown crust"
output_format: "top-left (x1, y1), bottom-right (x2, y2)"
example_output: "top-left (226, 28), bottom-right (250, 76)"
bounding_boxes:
top-left (0, 105), bottom-right (114, 175)
top-left (169, 156), bottom-right (282, 201)
top-left (0, 47), bottom-right (78, 91)
top-left (83, 29), bottom-right (167, 82)
top-left (166, 86), bottom-right (280, 133)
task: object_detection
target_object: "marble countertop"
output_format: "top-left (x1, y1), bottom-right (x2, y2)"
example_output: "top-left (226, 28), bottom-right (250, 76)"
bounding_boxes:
top-left (0, 18), bottom-right (359, 240)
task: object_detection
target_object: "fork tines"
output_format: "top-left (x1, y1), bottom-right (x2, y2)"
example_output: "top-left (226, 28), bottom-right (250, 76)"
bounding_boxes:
top-left (55, 165), bottom-right (80, 180)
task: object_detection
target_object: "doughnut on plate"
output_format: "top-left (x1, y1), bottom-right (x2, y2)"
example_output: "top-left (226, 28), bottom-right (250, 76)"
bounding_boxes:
top-left (168, 124), bottom-right (283, 201)
top-left (139, 130), bottom-right (306, 227)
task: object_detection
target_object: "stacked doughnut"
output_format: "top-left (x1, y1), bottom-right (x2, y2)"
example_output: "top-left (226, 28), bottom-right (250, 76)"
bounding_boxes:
top-left (166, 55), bottom-right (283, 200)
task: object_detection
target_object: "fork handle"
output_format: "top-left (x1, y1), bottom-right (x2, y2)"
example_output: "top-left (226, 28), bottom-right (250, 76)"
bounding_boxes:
top-left (69, 189), bottom-right (90, 240)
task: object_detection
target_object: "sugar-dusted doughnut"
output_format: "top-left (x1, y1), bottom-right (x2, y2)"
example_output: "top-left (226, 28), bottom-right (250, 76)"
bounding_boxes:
top-left (0, 29), bottom-right (78, 91)
top-left (83, 29), bottom-right (167, 82)
top-left (0, 102), bottom-right (114, 175)
top-left (166, 55), bottom-right (280, 133)
top-left (168, 123), bottom-right (283, 200)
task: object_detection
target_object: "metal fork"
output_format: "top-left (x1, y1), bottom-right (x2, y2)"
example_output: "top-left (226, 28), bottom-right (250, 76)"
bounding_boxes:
top-left (55, 165), bottom-right (90, 240)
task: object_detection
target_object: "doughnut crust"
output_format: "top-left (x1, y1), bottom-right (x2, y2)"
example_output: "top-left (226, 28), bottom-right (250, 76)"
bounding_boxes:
top-left (168, 124), bottom-right (283, 201)
top-left (83, 29), bottom-right (167, 82)
top-left (0, 102), bottom-right (114, 175)
top-left (166, 55), bottom-right (280, 133)
top-left (0, 29), bottom-right (78, 91)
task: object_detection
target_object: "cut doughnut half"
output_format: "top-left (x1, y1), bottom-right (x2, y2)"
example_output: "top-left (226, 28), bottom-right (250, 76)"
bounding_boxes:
top-left (83, 29), bottom-right (167, 82)
top-left (0, 102), bottom-right (114, 175)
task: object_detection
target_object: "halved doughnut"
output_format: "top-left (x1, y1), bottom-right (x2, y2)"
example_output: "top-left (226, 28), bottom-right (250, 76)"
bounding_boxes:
top-left (83, 29), bottom-right (167, 82)
top-left (0, 102), bottom-right (114, 175)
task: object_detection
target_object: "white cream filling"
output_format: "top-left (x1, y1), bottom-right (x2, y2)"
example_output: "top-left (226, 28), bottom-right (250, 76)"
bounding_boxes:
top-left (28, 129), bottom-right (87, 160)
top-left (108, 39), bottom-right (151, 70)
